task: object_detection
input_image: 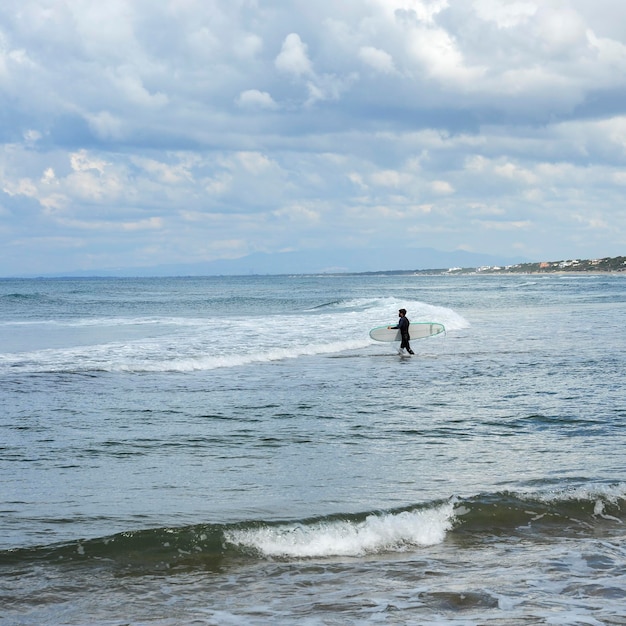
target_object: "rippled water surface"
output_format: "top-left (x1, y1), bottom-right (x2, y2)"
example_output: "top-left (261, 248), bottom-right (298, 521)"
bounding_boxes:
top-left (1, 274), bottom-right (625, 625)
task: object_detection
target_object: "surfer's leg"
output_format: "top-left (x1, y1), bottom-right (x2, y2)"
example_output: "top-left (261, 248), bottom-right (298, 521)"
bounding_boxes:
top-left (403, 336), bottom-right (414, 354)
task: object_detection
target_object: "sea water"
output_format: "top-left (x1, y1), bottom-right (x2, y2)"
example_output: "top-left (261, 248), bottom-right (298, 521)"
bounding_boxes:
top-left (0, 274), bottom-right (624, 625)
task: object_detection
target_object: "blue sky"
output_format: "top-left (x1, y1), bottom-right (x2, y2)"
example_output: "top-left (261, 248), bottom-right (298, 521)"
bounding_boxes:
top-left (1, 0), bottom-right (626, 275)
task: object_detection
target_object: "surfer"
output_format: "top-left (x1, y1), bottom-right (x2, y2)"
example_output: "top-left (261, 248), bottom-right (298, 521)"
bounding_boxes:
top-left (389, 309), bottom-right (414, 355)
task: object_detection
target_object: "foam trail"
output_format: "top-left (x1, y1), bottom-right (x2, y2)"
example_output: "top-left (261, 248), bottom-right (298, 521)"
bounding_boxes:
top-left (0, 297), bottom-right (469, 374)
top-left (530, 483), bottom-right (626, 505)
top-left (119, 339), bottom-right (371, 372)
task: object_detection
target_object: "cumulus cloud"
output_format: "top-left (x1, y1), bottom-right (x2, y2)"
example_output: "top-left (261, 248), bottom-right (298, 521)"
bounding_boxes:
top-left (70, 150), bottom-right (108, 174)
top-left (275, 33), bottom-right (313, 77)
top-left (236, 89), bottom-right (278, 110)
top-left (358, 46), bottom-right (396, 74)
top-left (473, 0), bottom-right (537, 28)
top-left (431, 180), bottom-right (454, 195)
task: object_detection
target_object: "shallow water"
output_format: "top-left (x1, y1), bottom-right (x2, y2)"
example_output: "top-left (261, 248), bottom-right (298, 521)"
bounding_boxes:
top-left (1, 274), bottom-right (625, 624)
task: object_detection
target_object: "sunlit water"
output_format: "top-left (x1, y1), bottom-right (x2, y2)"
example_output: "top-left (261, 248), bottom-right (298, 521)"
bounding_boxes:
top-left (1, 274), bottom-right (625, 625)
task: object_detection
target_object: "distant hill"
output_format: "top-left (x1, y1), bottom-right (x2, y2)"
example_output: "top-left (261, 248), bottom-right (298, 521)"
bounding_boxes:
top-left (13, 250), bottom-right (624, 279)
top-left (440, 256), bottom-right (626, 275)
top-left (32, 247), bottom-right (528, 277)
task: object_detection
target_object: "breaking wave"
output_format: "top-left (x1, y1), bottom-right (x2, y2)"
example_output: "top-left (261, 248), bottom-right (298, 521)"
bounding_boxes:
top-left (3, 487), bottom-right (623, 572)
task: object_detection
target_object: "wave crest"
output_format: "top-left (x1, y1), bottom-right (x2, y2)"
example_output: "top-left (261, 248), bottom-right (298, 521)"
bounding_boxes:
top-left (224, 503), bottom-right (454, 558)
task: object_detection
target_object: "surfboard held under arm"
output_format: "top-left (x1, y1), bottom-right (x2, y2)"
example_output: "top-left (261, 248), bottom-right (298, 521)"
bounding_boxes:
top-left (369, 322), bottom-right (445, 342)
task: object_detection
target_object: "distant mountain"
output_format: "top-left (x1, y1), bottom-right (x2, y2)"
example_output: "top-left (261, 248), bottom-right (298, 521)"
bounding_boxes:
top-left (36, 247), bottom-right (528, 277)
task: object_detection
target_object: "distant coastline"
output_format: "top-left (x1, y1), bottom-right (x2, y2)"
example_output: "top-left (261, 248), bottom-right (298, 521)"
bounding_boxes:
top-left (355, 256), bottom-right (626, 276)
top-left (444, 255), bottom-right (626, 275)
top-left (3, 255), bottom-right (625, 280)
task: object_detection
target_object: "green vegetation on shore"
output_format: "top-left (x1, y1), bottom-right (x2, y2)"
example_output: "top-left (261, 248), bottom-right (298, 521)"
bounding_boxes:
top-left (357, 256), bottom-right (626, 276)
top-left (451, 255), bottom-right (626, 275)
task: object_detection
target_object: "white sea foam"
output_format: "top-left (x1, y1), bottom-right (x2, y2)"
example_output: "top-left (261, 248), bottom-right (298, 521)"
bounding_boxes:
top-left (0, 338), bottom-right (374, 373)
top-left (224, 503), bottom-right (455, 558)
top-left (0, 297), bottom-right (468, 373)
top-left (532, 483), bottom-right (626, 505)
top-left (117, 339), bottom-right (371, 372)
top-left (333, 296), bottom-right (470, 331)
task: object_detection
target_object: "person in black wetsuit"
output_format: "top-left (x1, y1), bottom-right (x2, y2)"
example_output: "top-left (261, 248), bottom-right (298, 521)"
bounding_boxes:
top-left (389, 308), bottom-right (414, 355)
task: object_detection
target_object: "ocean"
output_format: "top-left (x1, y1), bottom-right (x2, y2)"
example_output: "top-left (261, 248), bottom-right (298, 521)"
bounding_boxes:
top-left (0, 273), bottom-right (624, 625)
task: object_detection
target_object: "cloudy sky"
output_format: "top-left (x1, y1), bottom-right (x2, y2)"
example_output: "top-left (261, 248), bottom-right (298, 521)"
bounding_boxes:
top-left (1, 0), bottom-right (626, 275)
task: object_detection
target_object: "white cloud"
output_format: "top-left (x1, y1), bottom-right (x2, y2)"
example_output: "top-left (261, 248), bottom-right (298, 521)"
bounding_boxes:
top-left (132, 156), bottom-right (194, 184)
top-left (85, 112), bottom-right (125, 142)
top-left (24, 129), bottom-right (42, 144)
top-left (236, 89), bottom-right (278, 110)
top-left (534, 7), bottom-right (587, 54)
top-left (272, 202), bottom-right (320, 222)
top-left (473, 0), bottom-right (537, 29)
top-left (405, 21), bottom-right (486, 86)
top-left (480, 220), bottom-right (532, 231)
top-left (572, 210), bottom-right (609, 229)
top-left (70, 150), bottom-right (107, 174)
top-left (275, 33), bottom-right (313, 77)
top-left (431, 180), bottom-right (454, 194)
top-left (203, 173), bottom-right (232, 195)
top-left (348, 172), bottom-right (367, 189)
top-left (106, 68), bottom-right (169, 108)
top-left (493, 162), bottom-right (538, 185)
top-left (370, 0), bottom-right (449, 24)
top-left (370, 169), bottom-right (412, 188)
top-left (236, 152), bottom-right (275, 175)
top-left (57, 216), bottom-right (163, 231)
top-left (358, 46), bottom-right (396, 74)
top-left (2, 177), bottom-right (38, 198)
top-left (41, 167), bottom-right (55, 184)
top-left (612, 171), bottom-right (626, 185)
top-left (234, 33), bottom-right (264, 59)
top-left (468, 203), bottom-right (505, 217)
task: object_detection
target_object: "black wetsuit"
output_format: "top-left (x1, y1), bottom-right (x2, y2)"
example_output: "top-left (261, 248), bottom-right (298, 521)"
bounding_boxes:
top-left (396, 316), bottom-right (413, 354)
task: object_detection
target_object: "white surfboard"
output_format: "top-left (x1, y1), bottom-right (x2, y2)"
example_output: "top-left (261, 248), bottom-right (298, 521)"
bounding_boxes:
top-left (369, 322), bottom-right (445, 342)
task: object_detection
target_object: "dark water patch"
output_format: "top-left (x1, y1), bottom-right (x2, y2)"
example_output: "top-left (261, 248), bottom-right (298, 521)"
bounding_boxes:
top-left (564, 583), bottom-right (626, 600)
top-left (0, 292), bottom-right (58, 304)
top-left (453, 491), bottom-right (625, 538)
top-left (307, 300), bottom-right (345, 310)
top-left (508, 412), bottom-right (611, 434)
top-left (199, 412), bottom-right (233, 420)
top-left (0, 525), bottom-right (228, 574)
top-left (418, 590), bottom-right (499, 611)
